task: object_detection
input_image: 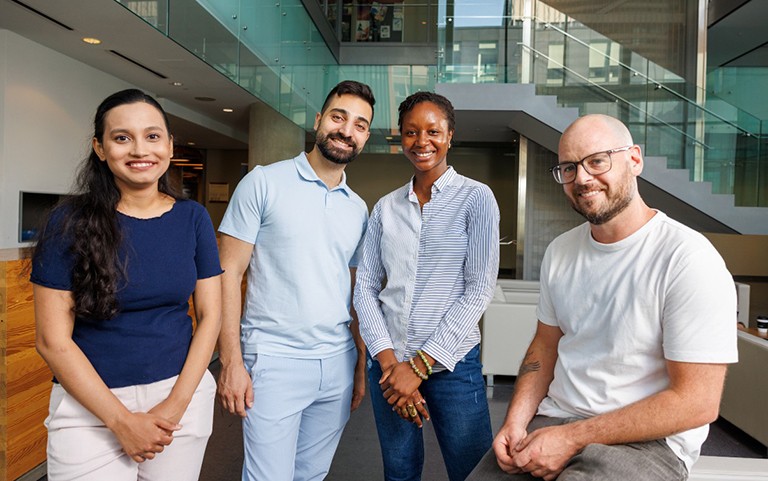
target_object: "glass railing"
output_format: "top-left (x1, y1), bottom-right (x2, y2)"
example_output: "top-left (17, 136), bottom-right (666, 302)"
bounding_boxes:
top-left (436, 0), bottom-right (767, 206)
top-left (116, 0), bottom-right (436, 148)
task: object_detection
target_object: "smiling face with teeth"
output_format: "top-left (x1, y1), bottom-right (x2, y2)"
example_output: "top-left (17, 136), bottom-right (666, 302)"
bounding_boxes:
top-left (400, 101), bottom-right (454, 178)
top-left (92, 101), bottom-right (173, 195)
top-left (313, 94), bottom-right (372, 165)
top-left (558, 115), bottom-right (641, 227)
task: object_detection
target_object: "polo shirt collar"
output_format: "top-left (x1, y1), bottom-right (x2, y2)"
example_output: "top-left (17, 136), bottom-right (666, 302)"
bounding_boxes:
top-left (294, 152), bottom-right (351, 196)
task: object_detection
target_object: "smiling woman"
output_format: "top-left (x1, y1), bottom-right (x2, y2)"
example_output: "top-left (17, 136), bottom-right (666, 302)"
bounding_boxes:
top-left (30, 89), bottom-right (223, 481)
top-left (92, 101), bottom-right (174, 213)
top-left (354, 91), bottom-right (501, 481)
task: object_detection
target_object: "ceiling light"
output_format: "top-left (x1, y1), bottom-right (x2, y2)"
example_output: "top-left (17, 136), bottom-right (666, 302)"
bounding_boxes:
top-left (82, 37), bottom-right (102, 45)
top-left (223, 108), bottom-right (234, 113)
top-left (187, 142), bottom-right (196, 146)
top-left (170, 81), bottom-right (183, 86)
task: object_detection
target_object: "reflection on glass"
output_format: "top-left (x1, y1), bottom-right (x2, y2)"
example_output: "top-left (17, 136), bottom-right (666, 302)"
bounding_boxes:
top-left (337, 1), bottom-right (436, 43)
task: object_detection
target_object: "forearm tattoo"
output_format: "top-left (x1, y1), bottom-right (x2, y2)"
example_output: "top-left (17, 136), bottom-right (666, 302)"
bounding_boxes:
top-left (518, 351), bottom-right (541, 377)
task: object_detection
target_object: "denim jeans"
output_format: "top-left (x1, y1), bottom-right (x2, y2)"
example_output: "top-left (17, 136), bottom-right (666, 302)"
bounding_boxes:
top-left (368, 345), bottom-right (492, 481)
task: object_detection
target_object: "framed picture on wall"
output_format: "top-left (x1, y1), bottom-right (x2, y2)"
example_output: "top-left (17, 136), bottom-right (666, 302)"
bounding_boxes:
top-left (208, 182), bottom-right (229, 203)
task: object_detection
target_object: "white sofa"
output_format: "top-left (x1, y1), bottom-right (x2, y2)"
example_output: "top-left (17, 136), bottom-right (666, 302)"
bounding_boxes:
top-left (480, 279), bottom-right (540, 386)
top-left (689, 456), bottom-right (768, 480)
top-left (719, 330), bottom-right (768, 448)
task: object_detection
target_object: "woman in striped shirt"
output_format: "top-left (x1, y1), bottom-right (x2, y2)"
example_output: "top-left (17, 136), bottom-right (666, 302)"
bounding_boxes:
top-left (355, 91), bottom-right (501, 481)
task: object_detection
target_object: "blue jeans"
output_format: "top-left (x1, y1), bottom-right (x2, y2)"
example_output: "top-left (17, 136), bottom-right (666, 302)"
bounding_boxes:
top-left (368, 345), bottom-right (492, 481)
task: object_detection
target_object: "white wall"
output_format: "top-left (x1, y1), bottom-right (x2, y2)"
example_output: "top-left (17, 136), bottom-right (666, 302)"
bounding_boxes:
top-left (0, 29), bottom-right (133, 248)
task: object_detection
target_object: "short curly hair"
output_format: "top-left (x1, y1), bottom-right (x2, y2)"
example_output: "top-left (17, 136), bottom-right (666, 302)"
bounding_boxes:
top-left (397, 91), bottom-right (455, 133)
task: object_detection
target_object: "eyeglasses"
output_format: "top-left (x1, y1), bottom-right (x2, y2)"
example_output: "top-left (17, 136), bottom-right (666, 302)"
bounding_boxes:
top-left (550, 146), bottom-right (633, 184)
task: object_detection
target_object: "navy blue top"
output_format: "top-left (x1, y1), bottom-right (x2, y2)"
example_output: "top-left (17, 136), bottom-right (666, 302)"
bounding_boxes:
top-left (31, 200), bottom-right (223, 388)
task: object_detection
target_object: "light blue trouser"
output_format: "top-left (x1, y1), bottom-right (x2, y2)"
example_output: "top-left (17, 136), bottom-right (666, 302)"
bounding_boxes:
top-left (241, 348), bottom-right (356, 481)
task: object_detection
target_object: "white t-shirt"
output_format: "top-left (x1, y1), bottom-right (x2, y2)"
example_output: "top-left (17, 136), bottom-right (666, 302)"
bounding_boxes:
top-left (536, 211), bottom-right (738, 472)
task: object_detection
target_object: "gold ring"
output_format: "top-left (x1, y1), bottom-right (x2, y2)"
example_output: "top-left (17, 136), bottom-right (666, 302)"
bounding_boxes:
top-left (407, 404), bottom-right (418, 417)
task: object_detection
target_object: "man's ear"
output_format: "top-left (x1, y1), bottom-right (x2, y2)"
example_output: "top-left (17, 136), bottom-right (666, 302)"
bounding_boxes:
top-left (629, 144), bottom-right (643, 175)
top-left (313, 112), bottom-right (322, 131)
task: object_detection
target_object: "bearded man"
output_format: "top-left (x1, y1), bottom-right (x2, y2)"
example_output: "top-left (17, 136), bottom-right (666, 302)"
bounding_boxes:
top-left (216, 81), bottom-right (375, 481)
top-left (468, 114), bottom-right (737, 481)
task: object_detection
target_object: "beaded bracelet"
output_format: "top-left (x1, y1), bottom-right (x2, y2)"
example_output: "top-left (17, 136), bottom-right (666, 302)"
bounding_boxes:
top-left (416, 350), bottom-right (433, 375)
top-left (409, 358), bottom-right (429, 380)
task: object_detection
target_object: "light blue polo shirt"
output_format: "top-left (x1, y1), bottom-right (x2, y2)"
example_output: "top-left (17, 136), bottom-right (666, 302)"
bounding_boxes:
top-left (219, 152), bottom-right (368, 358)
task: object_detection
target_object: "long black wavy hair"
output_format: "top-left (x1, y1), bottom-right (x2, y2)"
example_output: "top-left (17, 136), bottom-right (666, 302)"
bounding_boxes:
top-left (34, 89), bottom-right (182, 320)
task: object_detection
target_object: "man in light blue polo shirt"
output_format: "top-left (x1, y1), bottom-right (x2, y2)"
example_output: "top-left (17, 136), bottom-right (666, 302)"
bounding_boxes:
top-left (216, 80), bottom-right (375, 481)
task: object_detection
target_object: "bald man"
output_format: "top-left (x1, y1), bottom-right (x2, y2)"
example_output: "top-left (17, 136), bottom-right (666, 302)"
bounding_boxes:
top-left (467, 114), bottom-right (738, 481)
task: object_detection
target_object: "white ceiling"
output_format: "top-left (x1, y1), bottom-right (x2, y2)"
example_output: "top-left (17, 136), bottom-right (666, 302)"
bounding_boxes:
top-left (0, 0), bottom-right (254, 150)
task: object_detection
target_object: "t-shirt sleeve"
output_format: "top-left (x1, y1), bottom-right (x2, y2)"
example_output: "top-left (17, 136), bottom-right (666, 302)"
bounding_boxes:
top-left (536, 244), bottom-right (558, 327)
top-left (218, 167), bottom-right (266, 244)
top-left (662, 243), bottom-right (738, 364)
top-left (194, 204), bottom-right (224, 279)
top-left (29, 210), bottom-right (75, 291)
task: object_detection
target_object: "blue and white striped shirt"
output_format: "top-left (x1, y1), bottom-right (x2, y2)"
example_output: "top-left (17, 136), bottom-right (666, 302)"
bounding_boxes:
top-left (354, 167), bottom-right (500, 371)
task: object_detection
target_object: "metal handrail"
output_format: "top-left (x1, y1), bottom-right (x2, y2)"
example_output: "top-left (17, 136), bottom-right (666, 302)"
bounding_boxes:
top-left (541, 22), bottom-right (758, 137)
top-left (519, 43), bottom-right (710, 150)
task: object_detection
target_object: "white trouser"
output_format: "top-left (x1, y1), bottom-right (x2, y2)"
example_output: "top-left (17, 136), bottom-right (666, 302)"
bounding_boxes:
top-left (242, 348), bottom-right (356, 481)
top-left (45, 370), bottom-right (216, 481)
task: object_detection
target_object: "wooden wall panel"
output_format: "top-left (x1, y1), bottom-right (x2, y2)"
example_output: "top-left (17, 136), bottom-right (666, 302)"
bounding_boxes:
top-left (1, 252), bottom-right (51, 481)
top-left (1, 258), bottom-right (8, 481)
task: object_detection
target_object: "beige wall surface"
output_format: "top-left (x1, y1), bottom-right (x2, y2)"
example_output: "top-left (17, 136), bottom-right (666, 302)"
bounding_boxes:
top-left (704, 232), bottom-right (768, 325)
top-left (704, 233), bottom-right (768, 277)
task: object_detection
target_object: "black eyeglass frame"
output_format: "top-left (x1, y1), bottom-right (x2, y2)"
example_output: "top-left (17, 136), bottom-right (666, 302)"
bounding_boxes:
top-left (550, 145), bottom-right (633, 184)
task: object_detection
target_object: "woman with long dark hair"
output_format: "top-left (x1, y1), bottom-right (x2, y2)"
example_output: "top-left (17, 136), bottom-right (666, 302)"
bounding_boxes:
top-left (31, 89), bottom-right (222, 480)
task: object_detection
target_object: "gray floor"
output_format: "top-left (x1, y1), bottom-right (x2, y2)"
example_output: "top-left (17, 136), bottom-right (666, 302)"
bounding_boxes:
top-left (200, 362), bottom-right (767, 481)
top-left (31, 362), bottom-right (766, 481)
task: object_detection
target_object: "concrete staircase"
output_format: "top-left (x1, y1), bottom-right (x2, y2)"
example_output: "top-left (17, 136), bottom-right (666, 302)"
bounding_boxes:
top-left (641, 156), bottom-right (768, 235)
top-left (438, 82), bottom-right (768, 235)
top-left (436, 83), bottom-right (578, 152)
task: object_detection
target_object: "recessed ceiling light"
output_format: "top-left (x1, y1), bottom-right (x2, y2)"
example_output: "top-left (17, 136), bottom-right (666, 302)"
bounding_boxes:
top-left (223, 108), bottom-right (234, 113)
top-left (170, 81), bottom-right (183, 86)
top-left (187, 141), bottom-right (196, 146)
top-left (82, 37), bottom-right (102, 45)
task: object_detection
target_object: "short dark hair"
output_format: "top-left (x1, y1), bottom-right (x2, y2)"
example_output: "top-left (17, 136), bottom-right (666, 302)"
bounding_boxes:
top-left (397, 91), bottom-right (455, 133)
top-left (321, 80), bottom-right (376, 122)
